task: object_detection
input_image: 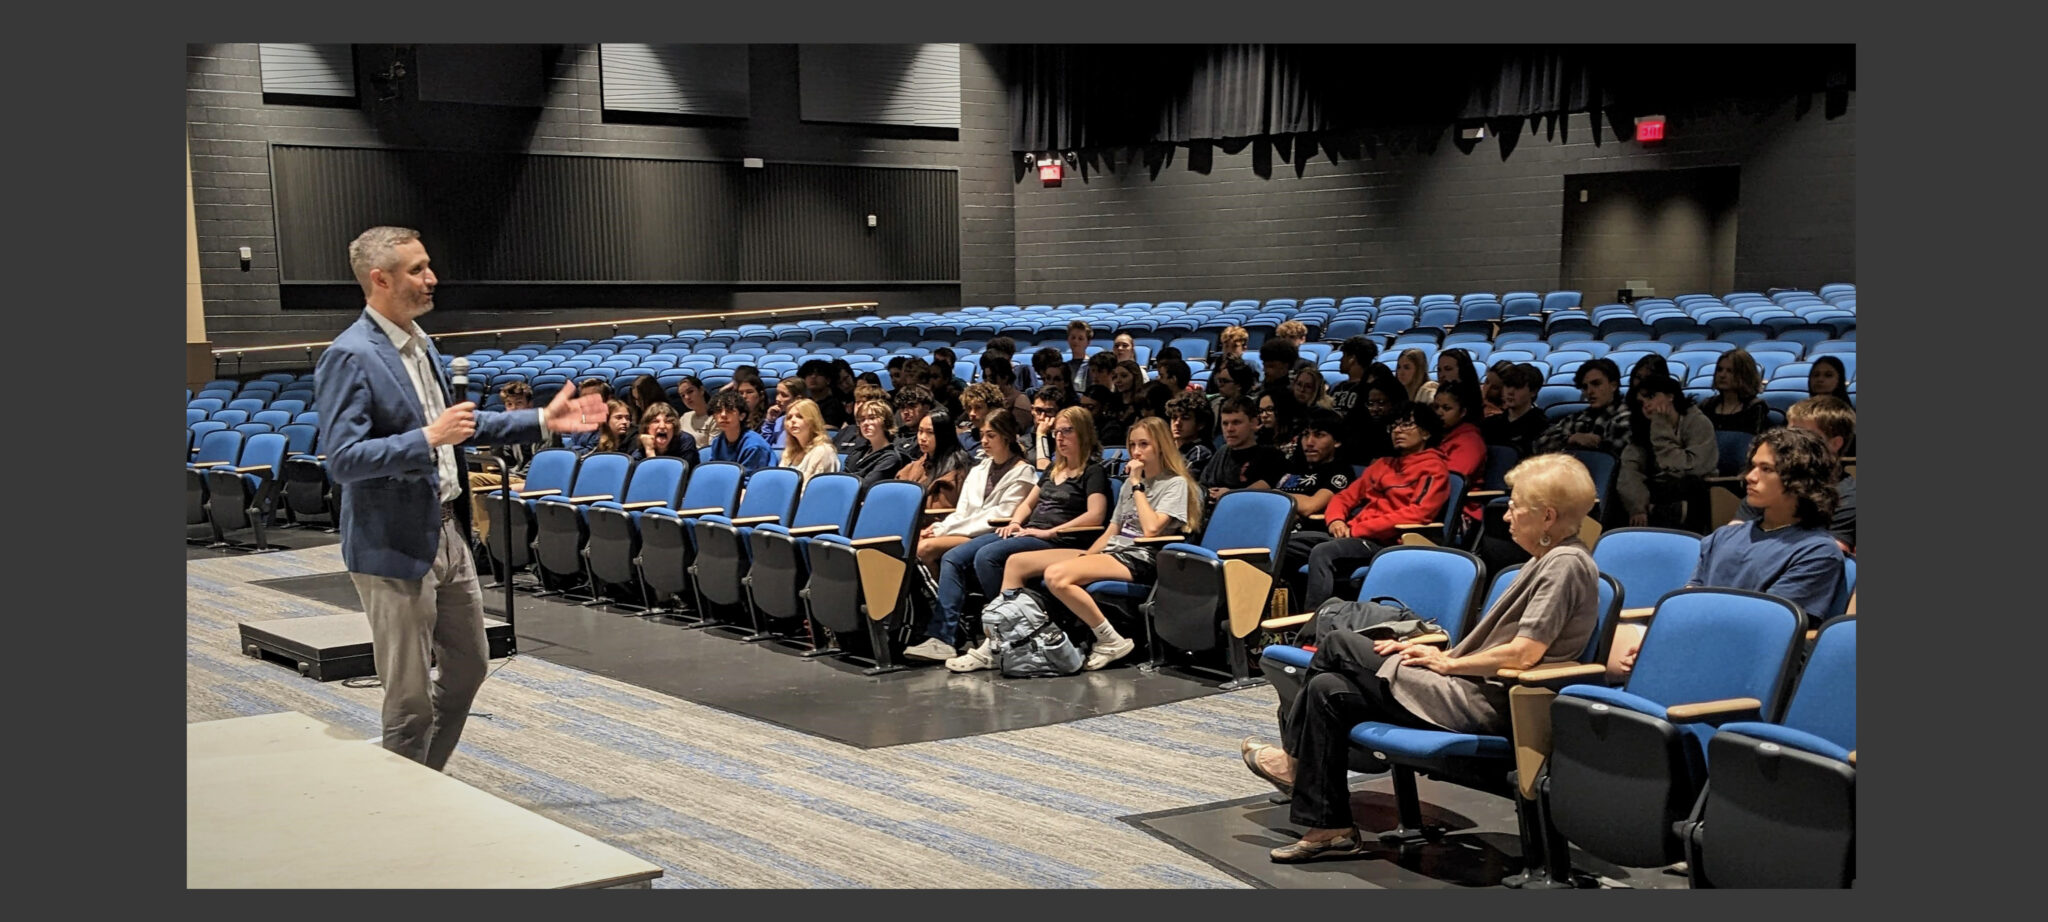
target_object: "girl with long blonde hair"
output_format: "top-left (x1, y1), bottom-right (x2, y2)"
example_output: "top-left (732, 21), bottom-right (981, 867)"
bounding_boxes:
top-left (996, 415), bottom-right (1203, 672)
top-left (778, 398), bottom-right (839, 483)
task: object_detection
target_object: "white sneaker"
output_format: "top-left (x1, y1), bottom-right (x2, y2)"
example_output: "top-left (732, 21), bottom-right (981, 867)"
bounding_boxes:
top-left (945, 642), bottom-right (997, 673)
top-left (902, 637), bottom-right (957, 662)
top-left (1083, 636), bottom-right (1136, 671)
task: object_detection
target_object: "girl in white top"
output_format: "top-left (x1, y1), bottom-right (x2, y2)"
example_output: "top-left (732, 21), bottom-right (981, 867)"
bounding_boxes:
top-left (675, 375), bottom-right (719, 448)
top-left (915, 410), bottom-right (1039, 576)
top-left (779, 398), bottom-right (840, 484)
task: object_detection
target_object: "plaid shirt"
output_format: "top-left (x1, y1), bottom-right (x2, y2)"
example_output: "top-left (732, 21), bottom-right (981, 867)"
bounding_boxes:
top-left (1533, 402), bottom-right (1631, 458)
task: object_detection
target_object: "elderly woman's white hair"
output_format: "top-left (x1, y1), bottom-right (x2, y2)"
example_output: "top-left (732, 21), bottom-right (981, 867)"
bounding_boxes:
top-left (1503, 453), bottom-right (1598, 536)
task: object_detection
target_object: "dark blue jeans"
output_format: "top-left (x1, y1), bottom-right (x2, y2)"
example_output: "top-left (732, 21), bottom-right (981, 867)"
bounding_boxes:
top-left (929, 532), bottom-right (1059, 645)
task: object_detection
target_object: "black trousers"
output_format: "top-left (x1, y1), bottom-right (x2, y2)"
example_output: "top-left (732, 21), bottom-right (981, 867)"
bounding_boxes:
top-left (1278, 629), bottom-right (1436, 830)
top-left (1286, 532), bottom-right (1384, 610)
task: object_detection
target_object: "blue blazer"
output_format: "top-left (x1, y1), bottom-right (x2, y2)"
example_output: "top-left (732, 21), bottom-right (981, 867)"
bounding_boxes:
top-left (315, 309), bottom-right (544, 580)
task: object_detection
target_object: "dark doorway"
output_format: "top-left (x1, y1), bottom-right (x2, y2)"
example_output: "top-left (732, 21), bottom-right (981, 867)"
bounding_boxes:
top-left (1560, 166), bottom-right (1739, 302)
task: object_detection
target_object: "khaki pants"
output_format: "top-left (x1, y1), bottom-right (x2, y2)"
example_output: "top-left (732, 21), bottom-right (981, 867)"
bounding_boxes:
top-left (349, 515), bottom-right (489, 771)
top-left (467, 472), bottom-right (523, 543)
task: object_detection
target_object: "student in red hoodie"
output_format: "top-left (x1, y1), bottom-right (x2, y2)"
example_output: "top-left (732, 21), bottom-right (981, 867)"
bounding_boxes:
top-left (1283, 404), bottom-right (1452, 608)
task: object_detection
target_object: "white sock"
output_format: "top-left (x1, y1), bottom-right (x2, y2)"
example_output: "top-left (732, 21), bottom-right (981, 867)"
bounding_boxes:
top-left (1091, 621), bottom-right (1122, 644)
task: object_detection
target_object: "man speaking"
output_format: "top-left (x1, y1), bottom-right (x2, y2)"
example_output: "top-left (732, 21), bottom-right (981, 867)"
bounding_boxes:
top-left (314, 226), bottom-right (605, 770)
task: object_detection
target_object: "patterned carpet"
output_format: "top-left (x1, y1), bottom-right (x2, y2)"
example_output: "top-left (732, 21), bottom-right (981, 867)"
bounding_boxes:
top-left (186, 541), bottom-right (1287, 888)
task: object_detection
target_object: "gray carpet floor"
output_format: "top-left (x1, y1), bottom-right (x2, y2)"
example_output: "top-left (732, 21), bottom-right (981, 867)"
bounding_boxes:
top-left (189, 540), bottom-right (1284, 888)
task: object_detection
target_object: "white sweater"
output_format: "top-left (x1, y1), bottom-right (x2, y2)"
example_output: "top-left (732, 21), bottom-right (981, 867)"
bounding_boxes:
top-left (929, 457), bottom-right (1039, 538)
top-left (783, 441), bottom-right (841, 485)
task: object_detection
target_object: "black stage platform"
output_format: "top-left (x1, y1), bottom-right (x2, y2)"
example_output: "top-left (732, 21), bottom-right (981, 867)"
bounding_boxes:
top-left (254, 572), bottom-right (1232, 749)
top-left (1123, 782), bottom-right (1688, 890)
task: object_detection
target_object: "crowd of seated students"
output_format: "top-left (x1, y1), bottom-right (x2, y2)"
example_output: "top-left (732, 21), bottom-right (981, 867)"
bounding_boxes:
top-left (310, 312), bottom-right (1853, 870)
top-left (377, 309), bottom-right (1854, 714)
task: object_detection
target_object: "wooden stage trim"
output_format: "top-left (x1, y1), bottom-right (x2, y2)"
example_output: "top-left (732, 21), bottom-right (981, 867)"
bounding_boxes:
top-left (187, 711), bottom-right (663, 889)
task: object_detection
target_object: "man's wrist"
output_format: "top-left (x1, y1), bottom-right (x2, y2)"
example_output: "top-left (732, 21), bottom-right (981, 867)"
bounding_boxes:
top-left (536, 408), bottom-right (552, 435)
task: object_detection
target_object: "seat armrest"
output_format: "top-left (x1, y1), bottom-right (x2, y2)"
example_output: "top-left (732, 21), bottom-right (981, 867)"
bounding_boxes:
top-left (1665, 697), bottom-right (1764, 725)
top-left (730, 515), bottom-right (781, 526)
top-left (987, 517), bottom-right (1017, 527)
top-left (1510, 662), bottom-right (1607, 690)
top-left (1619, 606), bottom-right (1657, 621)
top-left (316, 454), bottom-right (327, 460)
top-left (1307, 514), bottom-right (1325, 522)
top-left (1395, 522), bottom-right (1443, 532)
top-left (620, 500), bottom-right (666, 510)
top-left (1406, 632), bottom-right (1448, 647)
top-left (190, 461), bottom-right (229, 468)
top-left (925, 507), bottom-right (956, 516)
top-left (1215, 547), bottom-right (1270, 559)
top-left (1261, 612), bottom-right (1313, 630)
top-left (672, 506), bottom-right (728, 516)
top-left (1133, 533), bottom-right (1188, 546)
top-left (786, 524), bottom-right (841, 536)
top-left (233, 464), bottom-right (273, 474)
top-left (566, 494), bottom-right (614, 503)
top-left (516, 488), bottom-right (562, 498)
top-left (847, 535), bottom-right (904, 549)
top-left (1466, 489), bottom-right (1506, 499)
top-left (1847, 750), bottom-right (1856, 765)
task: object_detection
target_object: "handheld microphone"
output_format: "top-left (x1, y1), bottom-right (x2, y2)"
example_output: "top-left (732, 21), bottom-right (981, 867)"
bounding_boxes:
top-left (449, 357), bottom-right (470, 403)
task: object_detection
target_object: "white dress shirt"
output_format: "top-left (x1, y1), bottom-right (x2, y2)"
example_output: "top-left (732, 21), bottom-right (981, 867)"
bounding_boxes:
top-left (366, 308), bottom-right (547, 505)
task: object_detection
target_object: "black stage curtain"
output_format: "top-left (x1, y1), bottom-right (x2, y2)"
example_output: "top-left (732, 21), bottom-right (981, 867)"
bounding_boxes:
top-left (1009, 45), bottom-right (1853, 153)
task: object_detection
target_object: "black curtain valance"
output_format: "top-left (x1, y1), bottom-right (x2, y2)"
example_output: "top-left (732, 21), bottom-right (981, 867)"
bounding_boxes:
top-left (1009, 44), bottom-right (1853, 153)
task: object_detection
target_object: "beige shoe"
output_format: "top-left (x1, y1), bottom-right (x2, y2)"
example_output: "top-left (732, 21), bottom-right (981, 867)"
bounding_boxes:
top-left (1269, 829), bottom-right (1366, 863)
top-left (1082, 636), bottom-right (1135, 671)
top-left (902, 638), bottom-right (957, 662)
top-left (945, 641), bottom-right (997, 673)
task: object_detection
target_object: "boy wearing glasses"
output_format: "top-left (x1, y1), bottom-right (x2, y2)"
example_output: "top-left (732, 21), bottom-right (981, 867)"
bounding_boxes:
top-left (1283, 405), bottom-right (1451, 607)
top-left (1026, 386), bottom-right (1066, 472)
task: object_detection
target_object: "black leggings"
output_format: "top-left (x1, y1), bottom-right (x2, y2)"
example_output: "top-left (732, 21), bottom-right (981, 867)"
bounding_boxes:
top-left (1277, 630), bottom-right (1437, 830)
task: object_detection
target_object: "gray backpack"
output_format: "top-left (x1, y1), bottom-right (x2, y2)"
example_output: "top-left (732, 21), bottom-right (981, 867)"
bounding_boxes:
top-left (983, 590), bottom-right (1084, 678)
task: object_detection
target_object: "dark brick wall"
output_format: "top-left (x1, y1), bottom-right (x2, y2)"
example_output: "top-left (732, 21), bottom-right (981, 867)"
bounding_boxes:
top-left (187, 43), bottom-right (1017, 373)
top-left (1008, 99), bottom-right (1855, 305)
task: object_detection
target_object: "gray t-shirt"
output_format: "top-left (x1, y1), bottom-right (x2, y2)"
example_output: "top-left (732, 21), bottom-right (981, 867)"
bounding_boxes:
top-left (1380, 540), bottom-right (1600, 736)
top-left (1102, 473), bottom-right (1192, 552)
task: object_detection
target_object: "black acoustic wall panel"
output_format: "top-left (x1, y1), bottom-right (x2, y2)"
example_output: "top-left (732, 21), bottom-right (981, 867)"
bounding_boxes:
top-left (799, 44), bottom-right (960, 129)
top-left (739, 163), bottom-right (959, 283)
top-left (258, 44), bottom-right (356, 98)
top-left (599, 44), bottom-right (751, 118)
top-left (271, 145), bottom-right (954, 286)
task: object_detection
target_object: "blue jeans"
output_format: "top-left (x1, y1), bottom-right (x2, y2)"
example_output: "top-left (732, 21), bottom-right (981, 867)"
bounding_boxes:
top-left (929, 532), bottom-right (1058, 645)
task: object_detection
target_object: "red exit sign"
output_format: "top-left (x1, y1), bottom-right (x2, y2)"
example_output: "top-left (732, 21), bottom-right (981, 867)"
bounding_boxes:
top-left (1636, 115), bottom-right (1667, 142)
top-left (1039, 161), bottom-right (1063, 186)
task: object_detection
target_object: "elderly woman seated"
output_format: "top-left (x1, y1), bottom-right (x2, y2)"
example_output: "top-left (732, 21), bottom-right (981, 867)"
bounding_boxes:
top-left (1239, 453), bottom-right (1603, 863)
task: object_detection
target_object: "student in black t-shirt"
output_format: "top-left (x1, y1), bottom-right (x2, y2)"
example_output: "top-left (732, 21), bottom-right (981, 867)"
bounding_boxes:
top-left (941, 405), bottom-right (1116, 672)
top-left (1275, 409), bottom-right (1354, 519)
top-left (1166, 390), bottom-right (1217, 474)
top-left (1481, 362), bottom-right (1550, 461)
top-left (1202, 396), bottom-right (1290, 506)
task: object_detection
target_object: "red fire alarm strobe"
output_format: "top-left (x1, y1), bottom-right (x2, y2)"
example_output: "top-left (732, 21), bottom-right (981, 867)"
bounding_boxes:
top-left (1039, 160), bottom-right (1063, 186)
top-left (1636, 114), bottom-right (1667, 142)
